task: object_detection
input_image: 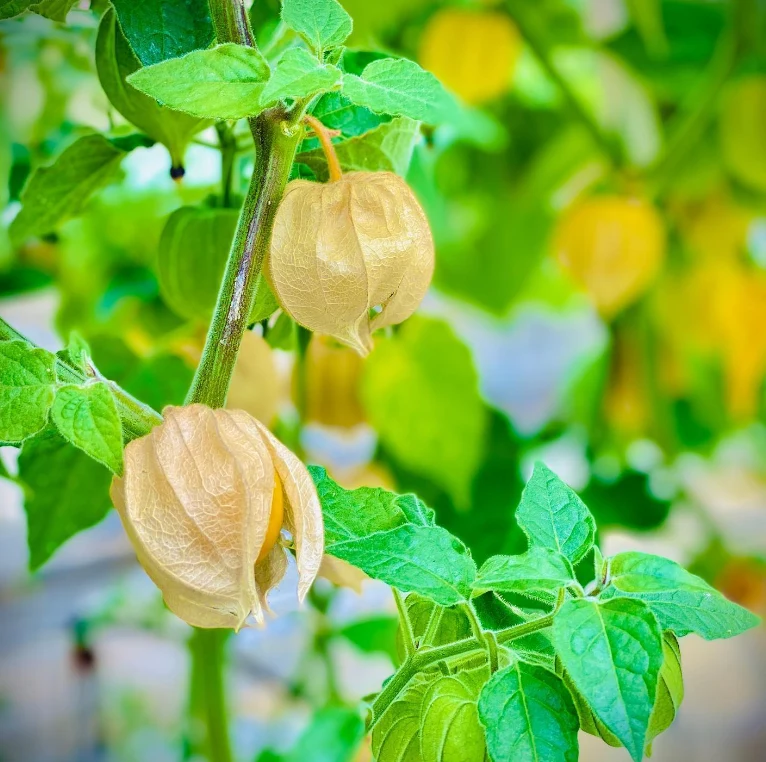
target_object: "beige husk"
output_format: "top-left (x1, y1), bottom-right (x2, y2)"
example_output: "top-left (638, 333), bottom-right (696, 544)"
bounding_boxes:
top-left (110, 404), bottom-right (324, 630)
top-left (267, 171), bottom-right (435, 355)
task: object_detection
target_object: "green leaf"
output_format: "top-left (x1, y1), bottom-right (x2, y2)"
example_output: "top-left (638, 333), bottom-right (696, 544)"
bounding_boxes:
top-left (111, 0), bottom-right (214, 67)
top-left (157, 206), bottom-right (239, 321)
top-left (647, 633), bottom-right (684, 752)
top-left (331, 524), bottom-right (476, 607)
top-left (296, 116), bottom-right (420, 181)
top-left (363, 317), bottom-right (486, 507)
top-left (308, 92), bottom-right (390, 142)
top-left (96, 8), bottom-right (209, 169)
top-left (420, 671), bottom-right (487, 762)
top-left (474, 548), bottom-right (574, 599)
top-left (478, 661), bottom-right (579, 762)
top-left (396, 594), bottom-right (471, 656)
top-left (310, 466), bottom-right (476, 606)
top-left (127, 43), bottom-right (271, 121)
top-left (516, 463), bottom-right (596, 565)
top-left (339, 616), bottom-right (399, 663)
top-left (284, 707), bottom-right (364, 762)
top-left (9, 135), bottom-right (126, 244)
top-left (50, 383), bottom-right (124, 475)
top-left (19, 429), bottom-right (113, 570)
top-left (281, 0), bottom-right (352, 54)
top-left (602, 551), bottom-right (760, 639)
top-left (261, 47), bottom-right (342, 106)
top-left (371, 677), bottom-right (428, 762)
top-left (0, 341), bottom-right (57, 444)
top-left (250, 274), bottom-right (280, 323)
top-left (56, 332), bottom-right (91, 376)
top-left (552, 597), bottom-right (664, 762)
top-left (28, 0), bottom-right (76, 22)
top-left (343, 58), bottom-right (457, 124)
top-left (0, 0), bottom-right (31, 20)
top-left (121, 353), bottom-right (193, 412)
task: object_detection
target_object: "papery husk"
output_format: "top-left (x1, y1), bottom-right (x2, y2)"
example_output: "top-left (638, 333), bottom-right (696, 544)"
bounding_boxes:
top-left (268, 171), bottom-right (434, 355)
top-left (110, 404), bottom-right (324, 629)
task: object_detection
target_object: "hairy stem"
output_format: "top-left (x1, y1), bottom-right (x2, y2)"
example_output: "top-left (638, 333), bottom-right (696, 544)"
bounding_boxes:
top-left (393, 589), bottom-right (415, 657)
top-left (367, 610), bottom-right (556, 730)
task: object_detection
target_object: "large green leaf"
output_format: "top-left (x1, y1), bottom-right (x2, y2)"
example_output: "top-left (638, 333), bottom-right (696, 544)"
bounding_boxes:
top-left (28, 0), bottom-right (76, 22)
top-left (516, 463), bottom-right (596, 565)
top-left (281, 0), bottom-right (352, 54)
top-left (552, 597), bottom-right (663, 762)
top-left (127, 43), bottom-right (271, 121)
top-left (310, 467), bottom-right (476, 606)
top-left (308, 92), bottom-right (390, 142)
top-left (473, 548), bottom-right (574, 599)
top-left (111, 0), bottom-right (214, 67)
top-left (343, 58), bottom-right (456, 124)
top-left (371, 678), bottom-right (429, 762)
top-left (50, 383), bottom-right (124, 475)
top-left (19, 429), bottom-right (113, 570)
top-left (363, 317), bottom-right (486, 507)
top-left (96, 9), bottom-right (209, 168)
top-left (478, 661), bottom-right (579, 762)
top-left (0, 341), bottom-right (57, 444)
top-left (419, 671), bottom-right (487, 762)
top-left (283, 707), bottom-right (364, 762)
top-left (296, 117), bottom-right (420, 181)
top-left (602, 551), bottom-right (760, 639)
top-left (9, 135), bottom-right (126, 244)
top-left (261, 47), bottom-right (341, 106)
top-left (0, 0), bottom-right (31, 19)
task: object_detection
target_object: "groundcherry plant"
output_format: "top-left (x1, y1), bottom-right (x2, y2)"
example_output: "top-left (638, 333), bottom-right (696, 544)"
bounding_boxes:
top-left (0, 1), bottom-right (760, 762)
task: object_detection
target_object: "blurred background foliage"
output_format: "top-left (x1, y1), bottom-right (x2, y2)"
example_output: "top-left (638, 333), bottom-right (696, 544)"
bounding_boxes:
top-left (1, 1), bottom-right (766, 761)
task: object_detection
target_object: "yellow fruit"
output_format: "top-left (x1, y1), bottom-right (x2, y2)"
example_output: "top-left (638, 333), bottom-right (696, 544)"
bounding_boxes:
top-left (268, 171), bottom-right (434, 355)
top-left (553, 196), bottom-right (665, 318)
top-left (719, 76), bottom-right (766, 192)
top-left (111, 404), bottom-right (324, 629)
top-left (419, 9), bottom-right (520, 104)
top-left (302, 336), bottom-right (366, 428)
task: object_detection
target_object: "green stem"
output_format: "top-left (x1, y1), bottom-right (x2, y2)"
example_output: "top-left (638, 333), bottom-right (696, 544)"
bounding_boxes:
top-left (392, 589), bottom-right (415, 657)
top-left (216, 123), bottom-right (237, 208)
top-left (0, 317), bottom-right (162, 440)
top-left (505, 0), bottom-right (622, 168)
top-left (367, 610), bottom-right (556, 730)
top-left (188, 629), bottom-right (233, 762)
top-left (185, 110), bottom-right (302, 407)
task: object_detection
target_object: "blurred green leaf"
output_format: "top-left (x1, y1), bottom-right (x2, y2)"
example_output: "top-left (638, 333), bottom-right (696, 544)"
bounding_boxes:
top-left (111, 0), bottom-right (214, 67)
top-left (9, 135), bottom-right (126, 245)
top-left (127, 43), bottom-right (271, 121)
top-left (281, 0), bottom-right (353, 54)
top-left (261, 47), bottom-right (341, 106)
top-left (363, 317), bottom-right (486, 507)
top-left (157, 206), bottom-right (239, 322)
top-left (296, 116), bottom-right (420, 180)
top-left (338, 616), bottom-right (399, 663)
top-left (0, 341), bottom-right (57, 445)
top-left (121, 353), bottom-right (193, 412)
top-left (0, 0), bottom-right (31, 19)
top-left (19, 428), bottom-right (113, 570)
top-left (283, 707), bottom-right (364, 762)
top-left (50, 383), bottom-right (123, 474)
top-left (625, 0), bottom-right (669, 60)
top-left (96, 8), bottom-right (209, 169)
top-left (28, 0), bottom-right (76, 22)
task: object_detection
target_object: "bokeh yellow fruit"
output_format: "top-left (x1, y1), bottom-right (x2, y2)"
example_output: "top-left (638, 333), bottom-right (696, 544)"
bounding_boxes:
top-left (553, 196), bottom-right (666, 319)
top-left (301, 336), bottom-right (366, 428)
top-left (419, 9), bottom-right (520, 105)
top-left (719, 76), bottom-right (766, 193)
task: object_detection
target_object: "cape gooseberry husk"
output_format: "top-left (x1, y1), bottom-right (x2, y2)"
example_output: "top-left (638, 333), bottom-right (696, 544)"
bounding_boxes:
top-left (267, 171), bottom-right (435, 356)
top-left (110, 404), bottom-right (324, 630)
